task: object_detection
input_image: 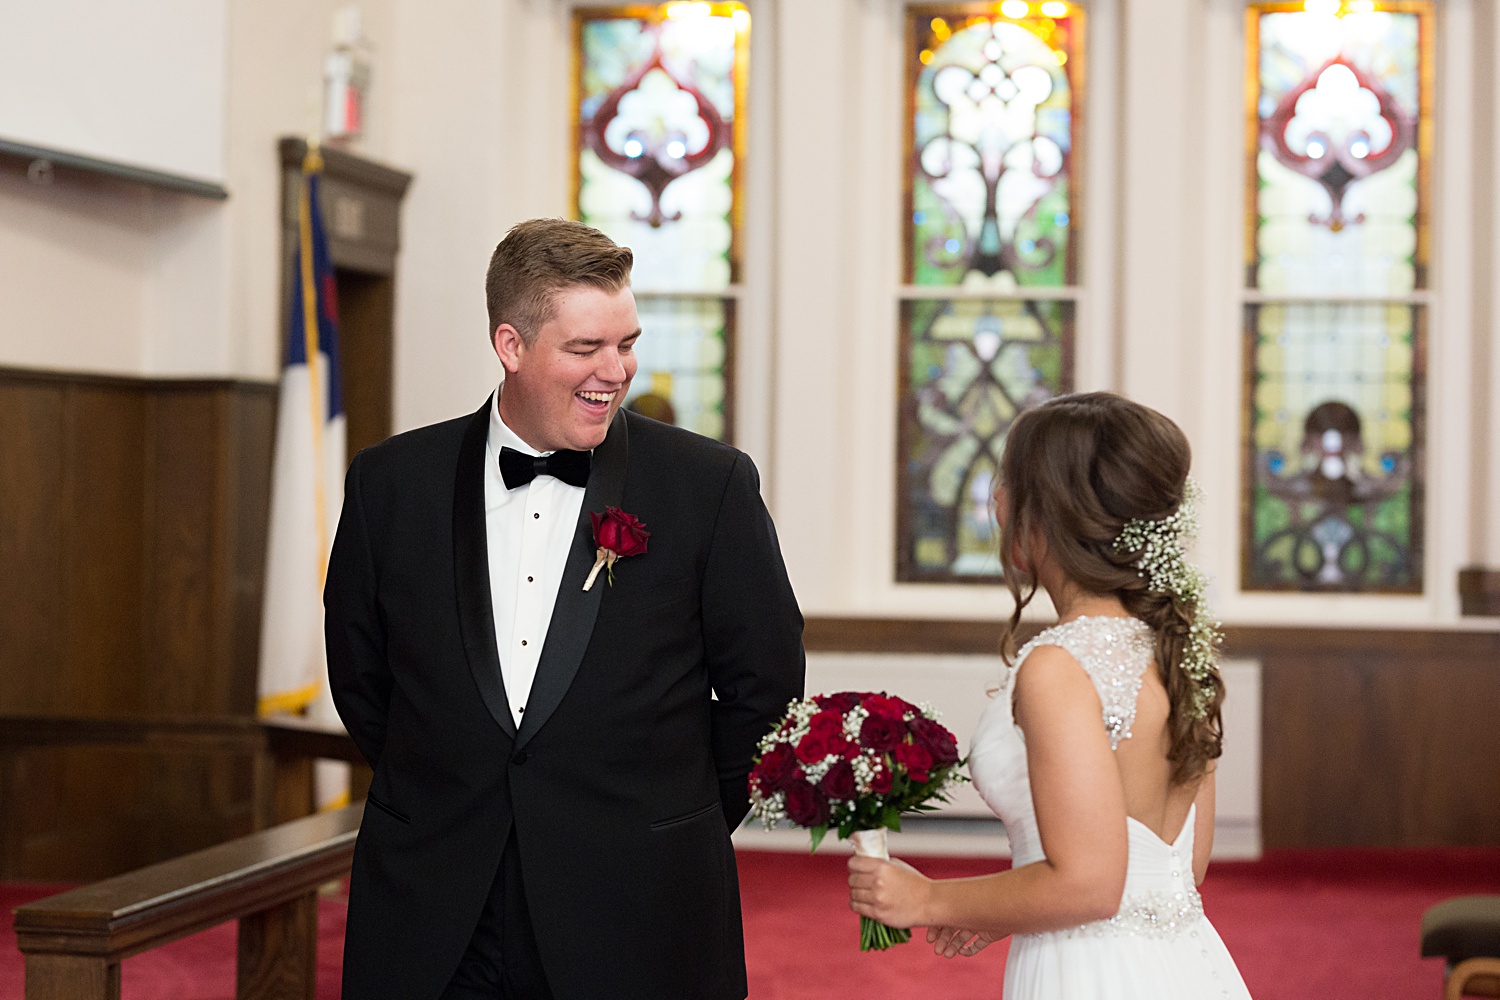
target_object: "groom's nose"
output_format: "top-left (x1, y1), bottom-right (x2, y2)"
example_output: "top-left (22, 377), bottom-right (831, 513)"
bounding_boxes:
top-left (596, 348), bottom-right (628, 384)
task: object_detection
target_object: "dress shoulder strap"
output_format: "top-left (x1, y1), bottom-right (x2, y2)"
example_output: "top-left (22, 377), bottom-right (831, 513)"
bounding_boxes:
top-left (1011, 617), bottom-right (1155, 749)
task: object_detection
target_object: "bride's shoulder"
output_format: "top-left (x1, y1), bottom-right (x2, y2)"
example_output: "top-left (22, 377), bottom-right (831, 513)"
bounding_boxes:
top-left (1022, 617), bottom-right (1152, 670)
top-left (1009, 616), bottom-right (1155, 745)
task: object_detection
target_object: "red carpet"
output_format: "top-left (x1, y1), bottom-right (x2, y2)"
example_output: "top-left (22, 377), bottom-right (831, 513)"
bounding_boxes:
top-left (5, 847), bottom-right (1498, 998)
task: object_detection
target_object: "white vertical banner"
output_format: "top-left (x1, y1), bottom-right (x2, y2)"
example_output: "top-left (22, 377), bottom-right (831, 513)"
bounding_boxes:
top-left (258, 151), bottom-right (352, 810)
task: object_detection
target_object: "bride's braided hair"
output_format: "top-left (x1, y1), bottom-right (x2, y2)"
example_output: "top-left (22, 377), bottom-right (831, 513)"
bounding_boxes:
top-left (996, 392), bottom-right (1224, 786)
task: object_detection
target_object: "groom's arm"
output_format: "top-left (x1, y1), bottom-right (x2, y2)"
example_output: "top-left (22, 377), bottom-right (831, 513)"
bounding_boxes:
top-left (701, 452), bottom-right (806, 829)
top-left (324, 452), bottom-right (391, 769)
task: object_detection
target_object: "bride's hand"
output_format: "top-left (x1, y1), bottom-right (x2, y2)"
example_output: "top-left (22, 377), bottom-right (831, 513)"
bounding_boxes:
top-left (847, 855), bottom-right (931, 929)
top-left (926, 925), bottom-right (1001, 958)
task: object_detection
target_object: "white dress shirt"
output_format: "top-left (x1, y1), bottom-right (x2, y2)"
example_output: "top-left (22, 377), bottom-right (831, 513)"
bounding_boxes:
top-left (484, 392), bottom-right (587, 727)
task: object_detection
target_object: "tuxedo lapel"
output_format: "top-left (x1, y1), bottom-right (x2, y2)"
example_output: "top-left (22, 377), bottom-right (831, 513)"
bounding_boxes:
top-left (452, 395), bottom-right (517, 740)
top-left (515, 409), bottom-right (629, 749)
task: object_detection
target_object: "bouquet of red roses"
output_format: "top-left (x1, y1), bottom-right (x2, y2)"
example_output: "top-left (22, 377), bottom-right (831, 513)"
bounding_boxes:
top-left (748, 691), bottom-right (967, 951)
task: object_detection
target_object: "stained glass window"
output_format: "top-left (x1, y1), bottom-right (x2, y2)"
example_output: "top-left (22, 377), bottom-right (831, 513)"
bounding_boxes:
top-left (899, 3), bottom-right (1081, 583)
top-left (1244, 2), bottom-right (1431, 592)
top-left (575, 2), bottom-right (748, 441)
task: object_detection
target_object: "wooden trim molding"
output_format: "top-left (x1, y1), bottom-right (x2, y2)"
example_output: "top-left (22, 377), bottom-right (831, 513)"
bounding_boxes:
top-left (1459, 568), bottom-right (1500, 617)
top-left (805, 616), bottom-right (1500, 659)
top-left (0, 366), bottom-right (275, 393)
top-left (277, 137), bottom-right (412, 196)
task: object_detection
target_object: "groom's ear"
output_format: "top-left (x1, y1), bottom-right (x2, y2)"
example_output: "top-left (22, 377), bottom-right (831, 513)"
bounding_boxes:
top-left (493, 323), bottom-right (525, 374)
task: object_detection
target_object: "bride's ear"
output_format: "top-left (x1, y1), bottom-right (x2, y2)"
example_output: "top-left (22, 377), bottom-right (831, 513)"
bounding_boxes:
top-left (1011, 524), bottom-right (1049, 579)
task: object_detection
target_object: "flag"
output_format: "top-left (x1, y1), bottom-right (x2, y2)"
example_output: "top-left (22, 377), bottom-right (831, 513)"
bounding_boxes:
top-left (258, 142), bottom-right (350, 810)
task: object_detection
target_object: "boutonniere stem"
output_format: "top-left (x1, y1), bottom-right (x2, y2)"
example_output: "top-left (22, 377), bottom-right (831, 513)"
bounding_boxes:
top-left (583, 548), bottom-right (618, 592)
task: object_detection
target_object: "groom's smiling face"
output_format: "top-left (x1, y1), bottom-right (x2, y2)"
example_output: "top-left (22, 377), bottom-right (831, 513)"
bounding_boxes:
top-left (494, 283), bottom-right (641, 453)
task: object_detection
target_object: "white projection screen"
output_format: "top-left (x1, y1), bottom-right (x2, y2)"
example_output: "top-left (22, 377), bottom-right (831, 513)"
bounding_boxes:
top-left (0, 0), bottom-right (228, 188)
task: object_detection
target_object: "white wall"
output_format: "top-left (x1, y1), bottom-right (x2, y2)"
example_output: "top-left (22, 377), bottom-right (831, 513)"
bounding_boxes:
top-left (384, 0), bottom-right (572, 432)
top-left (0, 0), bottom-right (229, 185)
top-left (0, 0), bottom-right (395, 382)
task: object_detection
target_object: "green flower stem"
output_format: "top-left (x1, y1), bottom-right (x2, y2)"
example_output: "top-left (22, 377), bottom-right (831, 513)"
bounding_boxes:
top-left (860, 915), bottom-right (912, 951)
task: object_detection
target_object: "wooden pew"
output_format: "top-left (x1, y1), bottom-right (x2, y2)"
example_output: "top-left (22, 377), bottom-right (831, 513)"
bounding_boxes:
top-left (0, 715), bottom-right (371, 873)
top-left (11, 802), bottom-right (362, 1000)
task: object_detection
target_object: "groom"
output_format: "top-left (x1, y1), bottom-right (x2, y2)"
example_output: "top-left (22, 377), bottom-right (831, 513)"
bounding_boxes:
top-left (326, 219), bottom-right (805, 1000)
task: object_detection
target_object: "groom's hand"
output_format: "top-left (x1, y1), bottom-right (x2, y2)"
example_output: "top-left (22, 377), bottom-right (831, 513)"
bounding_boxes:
top-left (847, 855), bottom-right (932, 930)
top-left (926, 925), bottom-right (1000, 958)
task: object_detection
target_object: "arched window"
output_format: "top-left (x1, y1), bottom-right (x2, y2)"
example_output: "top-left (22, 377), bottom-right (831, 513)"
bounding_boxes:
top-left (897, 3), bottom-right (1082, 582)
top-left (1242, 1), bottom-right (1432, 592)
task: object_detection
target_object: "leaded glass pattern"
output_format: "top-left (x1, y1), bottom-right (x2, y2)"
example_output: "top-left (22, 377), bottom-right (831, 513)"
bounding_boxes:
top-left (575, 3), bottom-right (748, 440)
top-left (1243, 2), bottom-right (1431, 593)
top-left (623, 296), bottom-right (731, 440)
top-left (1247, 303), bottom-right (1424, 589)
top-left (899, 4), bottom-right (1081, 583)
top-left (900, 298), bottom-right (1074, 581)
top-left (909, 7), bottom-right (1078, 290)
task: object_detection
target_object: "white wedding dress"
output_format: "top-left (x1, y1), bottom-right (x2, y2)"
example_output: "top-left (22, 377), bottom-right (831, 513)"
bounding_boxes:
top-left (968, 616), bottom-right (1253, 998)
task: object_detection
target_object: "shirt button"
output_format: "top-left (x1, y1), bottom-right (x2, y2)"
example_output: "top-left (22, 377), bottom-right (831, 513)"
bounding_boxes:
top-left (533, 512), bottom-right (540, 519)
top-left (527, 576), bottom-right (534, 583)
top-left (521, 639), bottom-right (528, 646)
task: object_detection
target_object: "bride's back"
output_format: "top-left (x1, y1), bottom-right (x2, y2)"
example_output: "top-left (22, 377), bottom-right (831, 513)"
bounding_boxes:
top-left (1114, 657), bottom-right (1200, 844)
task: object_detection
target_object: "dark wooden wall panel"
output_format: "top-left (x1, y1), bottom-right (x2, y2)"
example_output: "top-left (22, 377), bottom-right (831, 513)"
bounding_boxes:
top-left (1231, 627), bottom-right (1500, 849)
top-left (66, 385), bottom-right (147, 715)
top-left (338, 271), bottom-right (395, 458)
top-left (227, 389), bottom-right (277, 717)
top-left (804, 617), bottom-right (1500, 848)
top-left (0, 368), bottom-right (275, 880)
top-left (144, 390), bottom-right (224, 714)
top-left (0, 381), bottom-right (68, 714)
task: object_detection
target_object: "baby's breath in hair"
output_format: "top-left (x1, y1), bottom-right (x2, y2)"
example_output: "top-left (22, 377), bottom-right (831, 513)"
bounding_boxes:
top-left (1113, 479), bottom-right (1222, 719)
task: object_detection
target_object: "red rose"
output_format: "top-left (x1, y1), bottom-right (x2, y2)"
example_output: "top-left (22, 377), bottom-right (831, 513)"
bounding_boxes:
top-left (796, 728), bottom-right (848, 764)
top-left (859, 714), bottom-right (905, 752)
top-left (753, 744), bottom-right (799, 792)
top-left (815, 692), bottom-right (861, 713)
top-left (807, 710), bottom-right (845, 736)
top-left (590, 507), bottom-right (650, 558)
top-left (819, 760), bottom-right (856, 801)
top-left (870, 764), bottom-right (893, 794)
top-left (784, 780), bottom-right (830, 827)
top-left (862, 694), bottom-right (909, 720)
top-left (908, 716), bottom-right (960, 766)
top-left (895, 742), bottom-right (933, 784)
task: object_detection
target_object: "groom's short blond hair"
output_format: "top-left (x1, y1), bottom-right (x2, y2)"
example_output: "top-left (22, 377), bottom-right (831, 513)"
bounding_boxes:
top-left (485, 219), bottom-right (634, 345)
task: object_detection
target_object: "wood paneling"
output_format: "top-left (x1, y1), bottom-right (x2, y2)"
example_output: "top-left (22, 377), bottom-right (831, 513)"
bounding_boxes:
top-left (337, 270), bottom-right (394, 456)
top-left (804, 617), bottom-right (1500, 848)
top-left (1460, 569), bottom-right (1500, 617)
top-left (0, 369), bottom-right (276, 880)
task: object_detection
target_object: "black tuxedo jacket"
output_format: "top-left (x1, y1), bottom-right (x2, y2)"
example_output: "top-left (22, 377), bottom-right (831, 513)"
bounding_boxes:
top-left (325, 399), bottom-right (805, 1000)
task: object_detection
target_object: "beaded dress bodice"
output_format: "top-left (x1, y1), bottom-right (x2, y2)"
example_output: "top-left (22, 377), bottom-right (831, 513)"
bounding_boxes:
top-left (969, 616), bottom-right (1205, 939)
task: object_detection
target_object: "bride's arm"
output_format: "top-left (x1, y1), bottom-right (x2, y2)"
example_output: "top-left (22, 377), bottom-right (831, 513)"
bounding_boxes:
top-left (1192, 768), bottom-right (1216, 885)
top-left (849, 646), bottom-right (1128, 936)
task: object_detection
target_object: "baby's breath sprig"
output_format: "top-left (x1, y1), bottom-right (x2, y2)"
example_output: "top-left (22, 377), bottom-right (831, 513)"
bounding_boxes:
top-left (1113, 479), bottom-right (1222, 719)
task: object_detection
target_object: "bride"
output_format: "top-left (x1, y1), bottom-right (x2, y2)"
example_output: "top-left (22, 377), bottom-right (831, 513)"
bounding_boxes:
top-left (848, 392), bottom-right (1252, 998)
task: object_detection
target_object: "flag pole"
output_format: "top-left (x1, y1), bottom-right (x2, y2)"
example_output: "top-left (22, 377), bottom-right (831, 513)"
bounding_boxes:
top-left (298, 135), bottom-right (330, 588)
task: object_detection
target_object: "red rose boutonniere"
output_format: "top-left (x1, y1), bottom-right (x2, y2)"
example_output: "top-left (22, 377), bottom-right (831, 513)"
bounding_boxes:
top-left (583, 507), bottom-right (650, 591)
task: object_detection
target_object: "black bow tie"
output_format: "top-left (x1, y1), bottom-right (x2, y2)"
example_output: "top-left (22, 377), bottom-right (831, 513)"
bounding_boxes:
top-left (499, 446), bottom-right (591, 490)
